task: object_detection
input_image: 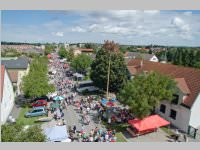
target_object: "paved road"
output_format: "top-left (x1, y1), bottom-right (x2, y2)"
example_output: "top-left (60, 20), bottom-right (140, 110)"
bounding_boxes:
top-left (50, 52), bottom-right (104, 134)
top-left (63, 104), bottom-right (104, 134)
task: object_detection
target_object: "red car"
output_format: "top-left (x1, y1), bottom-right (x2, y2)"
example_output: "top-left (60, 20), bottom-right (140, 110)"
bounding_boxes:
top-left (32, 100), bottom-right (47, 107)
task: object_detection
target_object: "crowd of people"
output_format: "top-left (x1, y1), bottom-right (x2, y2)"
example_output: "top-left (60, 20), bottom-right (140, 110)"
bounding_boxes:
top-left (46, 52), bottom-right (132, 142)
top-left (68, 126), bottom-right (117, 142)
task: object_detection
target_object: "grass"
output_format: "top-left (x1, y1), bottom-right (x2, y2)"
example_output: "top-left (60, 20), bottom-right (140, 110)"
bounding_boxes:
top-left (116, 132), bottom-right (127, 142)
top-left (83, 75), bottom-right (90, 81)
top-left (161, 126), bottom-right (174, 136)
top-left (16, 107), bottom-right (44, 125)
top-left (102, 121), bottom-right (128, 142)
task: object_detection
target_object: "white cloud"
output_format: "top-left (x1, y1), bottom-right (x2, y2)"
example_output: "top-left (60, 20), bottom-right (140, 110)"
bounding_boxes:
top-left (108, 10), bottom-right (138, 18)
top-left (171, 17), bottom-right (191, 32)
top-left (159, 28), bottom-right (168, 33)
top-left (172, 17), bottom-right (185, 27)
top-left (183, 11), bottom-right (192, 16)
top-left (137, 25), bottom-right (143, 29)
top-left (71, 26), bottom-right (86, 32)
top-left (102, 25), bottom-right (130, 34)
top-left (144, 10), bottom-right (160, 15)
top-left (51, 32), bottom-right (64, 37)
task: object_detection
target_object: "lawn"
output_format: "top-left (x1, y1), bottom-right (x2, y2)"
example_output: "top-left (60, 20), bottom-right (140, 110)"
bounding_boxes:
top-left (102, 121), bottom-right (128, 142)
top-left (16, 107), bottom-right (43, 125)
top-left (161, 126), bottom-right (174, 136)
top-left (116, 132), bottom-right (127, 142)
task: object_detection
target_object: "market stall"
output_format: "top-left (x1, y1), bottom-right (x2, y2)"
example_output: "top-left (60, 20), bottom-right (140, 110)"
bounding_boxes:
top-left (44, 125), bottom-right (70, 142)
top-left (127, 114), bottom-right (170, 137)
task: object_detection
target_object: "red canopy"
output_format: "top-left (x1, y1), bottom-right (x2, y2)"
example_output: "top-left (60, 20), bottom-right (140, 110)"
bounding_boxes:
top-left (47, 54), bottom-right (51, 59)
top-left (106, 101), bottom-right (115, 107)
top-left (128, 115), bottom-right (170, 132)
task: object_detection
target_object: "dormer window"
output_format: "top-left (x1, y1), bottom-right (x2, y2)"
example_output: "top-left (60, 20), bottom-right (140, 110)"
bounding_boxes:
top-left (171, 94), bottom-right (179, 105)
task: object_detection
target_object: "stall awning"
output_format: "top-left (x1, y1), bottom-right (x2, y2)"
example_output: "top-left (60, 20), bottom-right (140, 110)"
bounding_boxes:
top-left (128, 115), bottom-right (170, 132)
top-left (44, 125), bottom-right (69, 142)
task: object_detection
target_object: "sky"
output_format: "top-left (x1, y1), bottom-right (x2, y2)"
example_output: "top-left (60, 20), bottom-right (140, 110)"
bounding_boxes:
top-left (1, 10), bottom-right (200, 46)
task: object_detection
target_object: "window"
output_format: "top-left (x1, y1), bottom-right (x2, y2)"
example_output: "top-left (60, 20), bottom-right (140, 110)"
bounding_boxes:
top-left (172, 94), bottom-right (179, 105)
top-left (160, 104), bottom-right (166, 114)
top-left (170, 109), bottom-right (177, 120)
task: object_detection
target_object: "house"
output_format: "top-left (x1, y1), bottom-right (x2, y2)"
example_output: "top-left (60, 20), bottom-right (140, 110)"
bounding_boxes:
top-left (64, 43), bottom-right (70, 49)
top-left (1, 65), bottom-right (15, 124)
top-left (127, 59), bottom-right (200, 138)
top-left (73, 48), bottom-right (94, 56)
top-left (1, 44), bottom-right (44, 55)
top-left (124, 52), bottom-right (159, 63)
top-left (1, 56), bottom-right (30, 95)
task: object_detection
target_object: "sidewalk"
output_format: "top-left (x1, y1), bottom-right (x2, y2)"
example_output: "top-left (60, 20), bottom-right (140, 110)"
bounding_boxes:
top-left (9, 104), bottom-right (21, 120)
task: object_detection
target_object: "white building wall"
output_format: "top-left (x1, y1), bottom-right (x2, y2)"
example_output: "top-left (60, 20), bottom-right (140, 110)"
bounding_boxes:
top-left (156, 90), bottom-right (191, 132)
top-left (1, 70), bottom-right (15, 124)
top-left (189, 93), bottom-right (200, 129)
top-left (156, 100), bottom-right (191, 132)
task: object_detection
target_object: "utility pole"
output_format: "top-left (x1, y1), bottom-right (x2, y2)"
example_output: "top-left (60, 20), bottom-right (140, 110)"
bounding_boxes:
top-left (106, 53), bottom-right (111, 100)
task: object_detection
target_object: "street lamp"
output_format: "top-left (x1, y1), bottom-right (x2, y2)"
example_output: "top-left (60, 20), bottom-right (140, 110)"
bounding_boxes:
top-left (106, 52), bottom-right (111, 99)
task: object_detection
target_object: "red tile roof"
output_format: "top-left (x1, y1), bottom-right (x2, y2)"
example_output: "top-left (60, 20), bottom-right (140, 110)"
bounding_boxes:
top-left (1, 65), bottom-right (5, 101)
top-left (175, 78), bottom-right (191, 94)
top-left (127, 59), bottom-right (200, 108)
top-left (127, 66), bottom-right (137, 75)
top-left (78, 49), bottom-right (93, 52)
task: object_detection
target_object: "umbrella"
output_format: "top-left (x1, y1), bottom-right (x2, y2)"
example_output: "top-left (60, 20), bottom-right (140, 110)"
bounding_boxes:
top-left (111, 98), bottom-right (117, 102)
top-left (106, 101), bottom-right (115, 107)
top-left (101, 98), bottom-right (108, 106)
top-left (50, 103), bottom-right (60, 109)
top-left (54, 96), bottom-right (64, 101)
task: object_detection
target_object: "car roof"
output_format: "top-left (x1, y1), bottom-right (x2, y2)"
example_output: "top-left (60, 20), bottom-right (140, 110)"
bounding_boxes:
top-left (33, 106), bottom-right (45, 110)
top-left (36, 99), bottom-right (46, 102)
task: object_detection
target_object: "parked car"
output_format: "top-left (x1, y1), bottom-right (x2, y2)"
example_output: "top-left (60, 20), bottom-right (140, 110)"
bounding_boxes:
top-left (25, 107), bottom-right (47, 118)
top-left (31, 96), bottom-right (50, 103)
top-left (32, 100), bottom-right (47, 107)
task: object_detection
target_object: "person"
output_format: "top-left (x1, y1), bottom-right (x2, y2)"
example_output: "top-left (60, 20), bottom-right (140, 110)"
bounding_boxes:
top-left (89, 135), bottom-right (94, 142)
top-left (105, 132), bottom-right (109, 141)
top-left (87, 107), bottom-right (90, 114)
top-left (62, 119), bottom-right (66, 125)
top-left (90, 129), bottom-right (94, 137)
top-left (108, 117), bottom-right (111, 124)
top-left (184, 134), bottom-right (188, 142)
top-left (81, 125), bottom-right (84, 133)
top-left (73, 124), bottom-right (77, 134)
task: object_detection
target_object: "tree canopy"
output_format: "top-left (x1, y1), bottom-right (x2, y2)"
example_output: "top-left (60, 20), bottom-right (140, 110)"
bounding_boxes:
top-left (1, 124), bottom-right (46, 142)
top-left (71, 53), bottom-right (92, 73)
top-left (117, 72), bottom-right (176, 119)
top-left (155, 47), bottom-right (200, 68)
top-left (90, 40), bottom-right (128, 93)
top-left (22, 56), bottom-right (55, 98)
top-left (58, 46), bottom-right (68, 58)
top-left (44, 44), bottom-right (54, 55)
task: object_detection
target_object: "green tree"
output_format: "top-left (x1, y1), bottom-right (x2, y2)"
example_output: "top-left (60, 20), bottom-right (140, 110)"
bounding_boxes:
top-left (90, 40), bottom-right (128, 93)
top-left (71, 54), bottom-right (92, 73)
top-left (44, 44), bottom-right (54, 55)
top-left (67, 48), bottom-right (75, 62)
top-left (1, 124), bottom-right (46, 142)
top-left (22, 57), bottom-right (55, 98)
top-left (117, 72), bottom-right (176, 119)
top-left (58, 46), bottom-right (68, 58)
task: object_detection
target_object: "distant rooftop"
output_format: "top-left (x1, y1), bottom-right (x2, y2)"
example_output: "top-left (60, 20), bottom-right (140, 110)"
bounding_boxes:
top-left (1, 56), bottom-right (29, 69)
